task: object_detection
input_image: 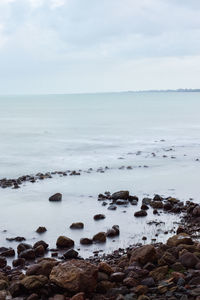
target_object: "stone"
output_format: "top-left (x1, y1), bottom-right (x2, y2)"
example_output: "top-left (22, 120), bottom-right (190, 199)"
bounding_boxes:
top-left (107, 225), bottom-right (120, 237)
top-left (27, 294), bottom-right (39, 300)
top-left (135, 285), bottom-right (148, 295)
top-left (21, 275), bottom-right (48, 290)
top-left (33, 240), bottom-right (49, 250)
top-left (26, 259), bottom-right (57, 277)
top-left (63, 249), bottom-right (78, 259)
top-left (34, 245), bottom-right (45, 257)
top-left (70, 222), bottom-right (84, 229)
top-left (167, 233), bottom-right (193, 247)
top-left (93, 232), bottom-right (106, 243)
top-left (36, 226), bottom-right (47, 233)
top-left (130, 245), bottom-right (157, 265)
top-left (150, 265), bottom-right (168, 281)
top-left (116, 199), bottom-right (129, 205)
top-left (0, 248), bottom-right (15, 257)
top-left (180, 252), bottom-right (199, 268)
top-left (19, 249), bottom-right (35, 260)
top-left (98, 262), bottom-right (114, 274)
top-left (56, 236), bottom-right (74, 248)
top-left (0, 257), bottom-right (7, 268)
top-left (49, 193), bottom-right (62, 202)
top-left (108, 205), bottom-right (117, 210)
top-left (50, 259), bottom-right (98, 293)
top-left (71, 292), bottom-right (85, 300)
top-left (141, 277), bottom-right (155, 287)
top-left (111, 191), bottom-right (129, 200)
top-left (12, 258), bottom-right (25, 267)
top-left (93, 214), bottom-right (105, 221)
top-left (110, 272), bottom-right (125, 282)
top-left (134, 210), bottom-right (147, 217)
top-left (0, 279), bottom-right (8, 290)
top-left (17, 243), bottom-right (32, 255)
top-left (192, 205), bottom-right (200, 216)
top-left (80, 238), bottom-right (93, 245)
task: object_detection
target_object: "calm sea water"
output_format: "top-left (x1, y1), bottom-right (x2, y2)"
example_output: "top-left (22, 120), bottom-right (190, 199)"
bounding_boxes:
top-left (0, 92), bottom-right (200, 178)
top-left (0, 92), bottom-right (200, 258)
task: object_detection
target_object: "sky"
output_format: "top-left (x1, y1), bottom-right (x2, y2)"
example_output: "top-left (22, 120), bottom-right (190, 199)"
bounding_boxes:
top-left (0, 0), bottom-right (200, 94)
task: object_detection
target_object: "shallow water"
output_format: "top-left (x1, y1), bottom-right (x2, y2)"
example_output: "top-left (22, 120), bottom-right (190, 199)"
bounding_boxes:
top-left (0, 92), bottom-right (200, 258)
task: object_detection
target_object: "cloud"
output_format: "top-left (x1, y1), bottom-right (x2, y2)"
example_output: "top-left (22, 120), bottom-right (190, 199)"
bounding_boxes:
top-left (0, 0), bottom-right (200, 93)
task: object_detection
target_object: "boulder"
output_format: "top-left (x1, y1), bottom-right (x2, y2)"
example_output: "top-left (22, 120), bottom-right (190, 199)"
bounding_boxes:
top-left (70, 222), bottom-right (84, 229)
top-left (149, 265), bottom-right (168, 281)
top-left (111, 191), bottom-right (129, 200)
top-left (36, 227), bottom-right (47, 234)
top-left (63, 249), bottom-right (78, 259)
top-left (21, 275), bottom-right (48, 290)
top-left (98, 262), bottom-right (114, 275)
top-left (19, 249), bottom-right (35, 260)
top-left (50, 259), bottom-right (98, 293)
top-left (17, 243), bottom-right (32, 255)
top-left (93, 232), bottom-right (106, 243)
top-left (167, 233), bottom-right (193, 247)
top-left (107, 225), bottom-right (120, 237)
top-left (130, 245), bottom-right (157, 265)
top-left (56, 236), bottom-right (74, 248)
top-left (26, 259), bottom-right (58, 277)
top-left (33, 240), bottom-right (49, 250)
top-left (49, 193), bottom-right (62, 202)
top-left (134, 210), bottom-right (147, 217)
top-left (179, 252), bottom-right (199, 268)
top-left (0, 257), bottom-right (7, 268)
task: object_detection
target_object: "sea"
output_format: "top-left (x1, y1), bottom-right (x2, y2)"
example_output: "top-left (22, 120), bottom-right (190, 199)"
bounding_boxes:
top-left (0, 91), bottom-right (200, 258)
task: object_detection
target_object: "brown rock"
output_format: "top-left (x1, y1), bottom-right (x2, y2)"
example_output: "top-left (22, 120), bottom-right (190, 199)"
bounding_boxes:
top-left (33, 240), bottom-right (49, 250)
top-left (19, 249), bottom-right (35, 260)
top-left (134, 210), bottom-right (147, 217)
top-left (130, 245), bottom-right (157, 265)
top-left (50, 259), bottom-right (98, 293)
top-left (110, 272), bottom-right (125, 282)
top-left (21, 275), bottom-right (48, 290)
top-left (0, 257), bottom-right (7, 268)
top-left (179, 252), bottom-right (199, 268)
top-left (93, 232), bottom-right (106, 243)
top-left (111, 191), bottom-right (129, 200)
top-left (71, 293), bottom-right (85, 300)
top-left (80, 238), bottom-right (93, 245)
top-left (35, 245), bottom-right (45, 257)
top-left (150, 265), bottom-right (168, 281)
top-left (27, 294), bottom-right (39, 300)
top-left (36, 226), bottom-right (47, 233)
top-left (98, 262), bottom-right (114, 275)
top-left (93, 214), bottom-right (106, 221)
top-left (167, 233), bottom-right (193, 247)
top-left (70, 222), bottom-right (84, 229)
top-left (135, 285), bottom-right (148, 295)
top-left (56, 236), bottom-right (74, 248)
top-left (49, 193), bottom-right (62, 202)
top-left (0, 279), bottom-right (8, 290)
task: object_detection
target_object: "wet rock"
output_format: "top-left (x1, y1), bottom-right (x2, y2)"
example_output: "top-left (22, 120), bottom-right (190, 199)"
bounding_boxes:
top-left (192, 205), bottom-right (200, 216)
top-left (179, 252), bottom-right (199, 268)
top-left (6, 236), bottom-right (26, 242)
top-left (176, 226), bottom-right (185, 234)
top-left (70, 222), bottom-right (84, 229)
top-left (149, 265), bottom-right (168, 281)
top-left (153, 194), bottom-right (163, 201)
top-left (9, 281), bottom-right (23, 297)
top-left (107, 205), bottom-right (117, 210)
top-left (111, 191), bottom-right (129, 200)
top-left (21, 275), bottom-right (48, 290)
top-left (93, 232), bottom-right (106, 243)
top-left (141, 204), bottom-right (149, 210)
top-left (98, 262), bottom-right (114, 275)
top-left (12, 258), bottom-right (25, 268)
top-left (27, 294), bottom-right (39, 300)
top-left (34, 245), bottom-right (45, 257)
top-left (71, 292), bottom-right (85, 300)
top-left (140, 277), bottom-right (155, 287)
top-left (107, 225), bottom-right (120, 237)
top-left (19, 249), bottom-right (35, 260)
top-left (135, 285), bottom-right (148, 295)
top-left (134, 210), bottom-right (147, 217)
top-left (130, 245), bottom-right (157, 265)
top-left (116, 199), bottom-right (129, 205)
top-left (80, 238), bottom-right (93, 245)
top-left (142, 198), bottom-right (152, 205)
top-left (63, 249), bottom-right (78, 259)
top-left (36, 227), bottom-right (47, 233)
top-left (110, 272), bottom-right (125, 282)
top-left (0, 257), bottom-right (7, 268)
top-left (93, 214), bottom-right (106, 221)
top-left (49, 193), bottom-right (62, 202)
top-left (33, 240), bottom-right (49, 250)
top-left (98, 271), bottom-right (109, 281)
top-left (167, 233), bottom-right (193, 247)
top-left (56, 236), bottom-right (74, 248)
top-left (150, 201), bottom-right (164, 209)
top-left (26, 259), bottom-right (58, 277)
top-left (50, 259), bottom-right (98, 293)
top-left (0, 248), bottom-right (15, 257)
top-left (17, 243), bottom-right (32, 255)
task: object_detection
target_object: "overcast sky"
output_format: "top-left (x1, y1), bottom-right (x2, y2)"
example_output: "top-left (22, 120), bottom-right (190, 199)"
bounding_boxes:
top-left (0, 0), bottom-right (200, 94)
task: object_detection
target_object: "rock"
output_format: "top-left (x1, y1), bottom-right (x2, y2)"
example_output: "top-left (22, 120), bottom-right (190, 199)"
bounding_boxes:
top-left (0, 279), bottom-right (8, 290)
top-left (167, 233), bottom-right (193, 247)
top-left (80, 238), bottom-right (93, 245)
top-left (6, 236), bottom-right (25, 242)
top-left (130, 245), bottom-right (157, 265)
top-left (150, 201), bottom-right (163, 209)
top-left (142, 198), bottom-right (152, 205)
top-left (70, 222), bottom-right (84, 229)
top-left (0, 248), bottom-right (15, 257)
top-left (26, 259), bottom-right (57, 277)
top-left (9, 281), bottom-right (23, 297)
top-left (12, 258), bottom-right (25, 267)
top-left (111, 191), bottom-right (129, 200)
top-left (33, 240), bottom-right (49, 250)
top-left (176, 226), bottom-right (185, 234)
top-left (93, 214), bottom-right (105, 221)
top-left (141, 204), bottom-right (149, 210)
top-left (153, 194), bottom-right (163, 201)
top-left (56, 236), bottom-right (74, 248)
top-left (107, 225), bottom-right (120, 237)
top-left (93, 232), bottom-right (106, 243)
top-left (27, 294), bottom-right (39, 300)
top-left (21, 275), bottom-right (48, 290)
top-left (98, 271), bottom-right (109, 281)
top-left (179, 252), bottom-right (199, 268)
top-left (96, 280), bottom-right (115, 293)
top-left (49, 193), bottom-right (62, 202)
top-left (0, 257), bottom-right (7, 268)
top-left (71, 292), bottom-right (85, 300)
top-left (19, 249), bottom-right (35, 260)
top-left (98, 262), bottom-right (114, 274)
top-left (110, 272), bottom-right (125, 282)
top-left (34, 245), bottom-right (45, 257)
top-left (192, 205), bottom-right (200, 216)
top-left (116, 199), bottom-right (129, 205)
top-left (107, 205), bottom-right (117, 210)
top-left (140, 277), bottom-right (155, 287)
top-left (36, 226), bottom-right (47, 233)
top-left (135, 285), bottom-right (148, 295)
top-left (123, 277), bottom-right (138, 287)
top-left (134, 210), bottom-right (147, 217)
top-left (50, 259), bottom-right (98, 293)
top-left (17, 243), bottom-right (32, 255)
top-left (63, 249), bottom-right (78, 259)
top-left (159, 251), bottom-right (176, 265)
top-left (149, 265), bottom-right (168, 281)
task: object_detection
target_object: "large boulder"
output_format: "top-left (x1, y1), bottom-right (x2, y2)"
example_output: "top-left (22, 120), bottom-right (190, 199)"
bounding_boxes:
top-left (111, 191), bottom-right (129, 200)
top-left (167, 233), bottom-right (193, 247)
top-left (50, 259), bottom-right (98, 293)
top-left (130, 245), bottom-right (157, 265)
top-left (56, 236), bottom-right (74, 248)
top-left (93, 232), bottom-right (106, 243)
top-left (49, 193), bottom-right (62, 202)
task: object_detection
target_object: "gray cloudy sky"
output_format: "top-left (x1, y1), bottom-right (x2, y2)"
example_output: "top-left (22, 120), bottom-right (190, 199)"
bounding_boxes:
top-left (0, 0), bottom-right (200, 94)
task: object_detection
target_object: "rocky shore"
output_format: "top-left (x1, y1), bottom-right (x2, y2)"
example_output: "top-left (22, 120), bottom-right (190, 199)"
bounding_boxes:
top-left (0, 194), bottom-right (199, 300)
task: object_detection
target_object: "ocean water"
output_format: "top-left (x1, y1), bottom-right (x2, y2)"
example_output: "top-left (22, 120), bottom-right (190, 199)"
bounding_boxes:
top-left (0, 92), bottom-right (200, 258)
